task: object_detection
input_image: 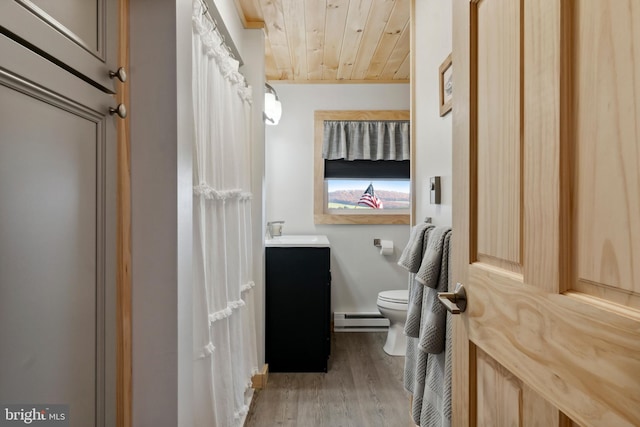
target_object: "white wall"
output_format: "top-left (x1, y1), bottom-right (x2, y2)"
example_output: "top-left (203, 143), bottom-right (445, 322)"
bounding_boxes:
top-left (414, 0), bottom-right (453, 226)
top-left (212, 0), bottom-right (245, 56)
top-left (130, 0), bottom-right (193, 425)
top-left (266, 84), bottom-right (411, 313)
top-left (241, 28), bottom-right (267, 365)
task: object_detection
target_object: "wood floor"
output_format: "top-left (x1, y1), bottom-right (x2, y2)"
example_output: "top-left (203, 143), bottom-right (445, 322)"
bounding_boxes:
top-left (245, 332), bottom-right (413, 427)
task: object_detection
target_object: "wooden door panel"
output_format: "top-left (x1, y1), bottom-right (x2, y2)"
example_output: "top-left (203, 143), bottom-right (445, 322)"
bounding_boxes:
top-left (476, 348), bottom-right (562, 427)
top-left (468, 265), bottom-right (640, 426)
top-left (455, 0), bottom-right (640, 425)
top-left (573, 0), bottom-right (640, 308)
top-left (521, 0), bottom-right (568, 295)
top-left (0, 35), bottom-right (116, 427)
top-left (560, 416), bottom-right (584, 427)
top-left (0, 0), bottom-right (117, 92)
top-left (524, 385), bottom-right (560, 427)
top-left (477, 349), bottom-right (522, 427)
top-left (476, 0), bottom-right (522, 269)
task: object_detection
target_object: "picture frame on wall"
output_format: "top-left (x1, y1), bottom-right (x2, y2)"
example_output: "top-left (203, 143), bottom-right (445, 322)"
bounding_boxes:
top-left (439, 53), bottom-right (453, 117)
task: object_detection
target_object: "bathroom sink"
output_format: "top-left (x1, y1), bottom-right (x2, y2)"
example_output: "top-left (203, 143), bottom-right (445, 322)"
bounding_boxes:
top-left (265, 235), bottom-right (330, 248)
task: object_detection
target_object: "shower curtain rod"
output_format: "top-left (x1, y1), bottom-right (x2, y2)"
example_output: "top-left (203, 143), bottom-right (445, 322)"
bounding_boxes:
top-left (199, 0), bottom-right (244, 67)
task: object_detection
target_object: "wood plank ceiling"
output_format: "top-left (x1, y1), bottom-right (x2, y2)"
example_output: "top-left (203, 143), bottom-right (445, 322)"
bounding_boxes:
top-left (235, 0), bottom-right (411, 83)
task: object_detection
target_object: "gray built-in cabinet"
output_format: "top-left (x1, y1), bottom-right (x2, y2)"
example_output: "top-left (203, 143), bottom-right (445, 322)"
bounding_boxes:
top-left (266, 247), bottom-right (331, 372)
top-left (0, 1), bottom-right (118, 93)
top-left (0, 2), bottom-right (119, 426)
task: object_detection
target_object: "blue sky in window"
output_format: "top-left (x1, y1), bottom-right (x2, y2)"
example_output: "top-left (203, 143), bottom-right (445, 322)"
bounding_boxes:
top-left (327, 179), bottom-right (410, 193)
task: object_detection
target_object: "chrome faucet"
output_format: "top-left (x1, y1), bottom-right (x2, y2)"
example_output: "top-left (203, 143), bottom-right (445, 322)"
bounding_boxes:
top-left (266, 221), bottom-right (284, 239)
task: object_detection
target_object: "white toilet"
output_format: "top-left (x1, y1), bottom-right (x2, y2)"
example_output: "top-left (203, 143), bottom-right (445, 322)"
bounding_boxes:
top-left (376, 289), bottom-right (409, 356)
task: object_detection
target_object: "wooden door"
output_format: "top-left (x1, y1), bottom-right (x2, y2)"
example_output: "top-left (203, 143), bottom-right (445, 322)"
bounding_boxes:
top-left (451, 0), bottom-right (640, 426)
top-left (0, 0), bottom-right (118, 92)
top-left (0, 35), bottom-right (117, 426)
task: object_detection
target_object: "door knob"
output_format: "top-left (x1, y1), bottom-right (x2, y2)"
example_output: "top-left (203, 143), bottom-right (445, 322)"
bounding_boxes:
top-left (437, 283), bottom-right (467, 314)
top-left (109, 67), bottom-right (127, 82)
top-left (109, 104), bottom-right (127, 119)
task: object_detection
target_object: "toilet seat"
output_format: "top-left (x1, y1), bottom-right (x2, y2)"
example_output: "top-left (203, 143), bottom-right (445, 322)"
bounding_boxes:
top-left (377, 290), bottom-right (408, 304)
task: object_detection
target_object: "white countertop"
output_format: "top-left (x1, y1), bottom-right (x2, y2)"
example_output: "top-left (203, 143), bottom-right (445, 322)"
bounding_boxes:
top-left (265, 235), bottom-right (330, 248)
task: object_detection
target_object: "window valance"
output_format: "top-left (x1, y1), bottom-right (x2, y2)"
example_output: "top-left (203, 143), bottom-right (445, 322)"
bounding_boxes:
top-left (322, 120), bottom-right (410, 161)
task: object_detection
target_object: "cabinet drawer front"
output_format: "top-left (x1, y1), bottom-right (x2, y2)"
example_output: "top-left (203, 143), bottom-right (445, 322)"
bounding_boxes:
top-left (0, 0), bottom-right (117, 92)
top-left (266, 247), bottom-right (331, 372)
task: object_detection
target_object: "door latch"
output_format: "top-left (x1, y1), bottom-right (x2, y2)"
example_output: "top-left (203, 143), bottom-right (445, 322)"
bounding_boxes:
top-left (437, 282), bottom-right (467, 314)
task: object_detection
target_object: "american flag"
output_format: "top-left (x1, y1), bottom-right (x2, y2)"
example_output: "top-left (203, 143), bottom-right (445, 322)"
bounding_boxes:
top-left (357, 183), bottom-right (383, 209)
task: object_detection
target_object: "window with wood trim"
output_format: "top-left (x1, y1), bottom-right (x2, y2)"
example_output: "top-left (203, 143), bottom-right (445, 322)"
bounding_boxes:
top-left (314, 110), bottom-right (411, 225)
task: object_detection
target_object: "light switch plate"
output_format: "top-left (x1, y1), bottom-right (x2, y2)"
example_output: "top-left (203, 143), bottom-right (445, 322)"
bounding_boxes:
top-left (430, 176), bottom-right (441, 204)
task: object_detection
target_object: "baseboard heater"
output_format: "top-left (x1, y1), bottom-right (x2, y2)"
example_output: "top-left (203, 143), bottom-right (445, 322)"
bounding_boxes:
top-left (333, 312), bottom-right (389, 332)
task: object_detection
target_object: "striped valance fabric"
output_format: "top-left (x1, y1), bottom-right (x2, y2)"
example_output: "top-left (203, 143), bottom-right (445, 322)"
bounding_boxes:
top-left (322, 120), bottom-right (410, 161)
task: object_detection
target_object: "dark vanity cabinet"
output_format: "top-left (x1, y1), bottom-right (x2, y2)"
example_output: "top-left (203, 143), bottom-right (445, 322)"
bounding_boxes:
top-left (265, 247), bottom-right (331, 372)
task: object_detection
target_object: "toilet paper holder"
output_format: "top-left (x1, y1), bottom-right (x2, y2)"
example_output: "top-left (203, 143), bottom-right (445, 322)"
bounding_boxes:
top-left (373, 239), bottom-right (393, 248)
top-left (374, 239), bottom-right (394, 256)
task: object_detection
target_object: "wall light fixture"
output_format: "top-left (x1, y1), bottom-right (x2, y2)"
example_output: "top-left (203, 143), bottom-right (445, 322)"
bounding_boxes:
top-left (264, 83), bottom-right (282, 126)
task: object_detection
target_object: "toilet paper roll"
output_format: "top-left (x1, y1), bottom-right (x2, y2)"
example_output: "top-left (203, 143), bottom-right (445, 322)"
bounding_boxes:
top-left (379, 239), bottom-right (394, 256)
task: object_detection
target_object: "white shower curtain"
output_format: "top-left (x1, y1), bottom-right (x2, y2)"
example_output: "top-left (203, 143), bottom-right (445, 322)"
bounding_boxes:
top-left (191, 1), bottom-right (259, 425)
